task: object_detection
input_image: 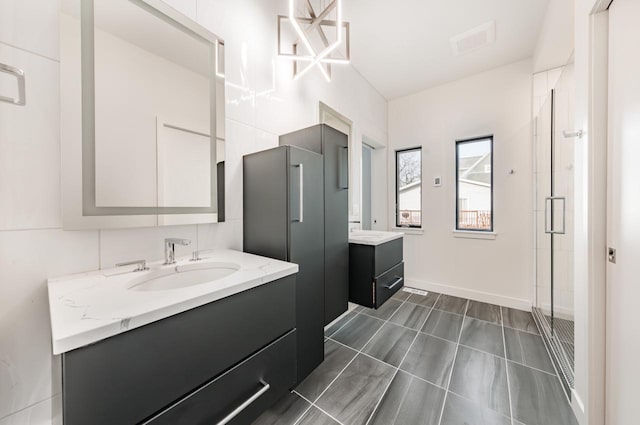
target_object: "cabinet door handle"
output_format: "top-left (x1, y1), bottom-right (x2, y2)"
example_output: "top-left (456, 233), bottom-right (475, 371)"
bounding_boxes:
top-left (298, 164), bottom-right (304, 223)
top-left (384, 276), bottom-right (404, 290)
top-left (216, 380), bottom-right (270, 425)
top-left (0, 63), bottom-right (26, 106)
top-left (339, 146), bottom-right (349, 189)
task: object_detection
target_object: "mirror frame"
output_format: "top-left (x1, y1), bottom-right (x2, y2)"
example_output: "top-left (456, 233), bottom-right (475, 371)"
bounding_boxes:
top-left (61, 0), bottom-right (225, 229)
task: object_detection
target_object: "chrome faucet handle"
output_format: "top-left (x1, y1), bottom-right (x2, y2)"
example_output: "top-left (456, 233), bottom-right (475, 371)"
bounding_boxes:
top-left (116, 259), bottom-right (148, 272)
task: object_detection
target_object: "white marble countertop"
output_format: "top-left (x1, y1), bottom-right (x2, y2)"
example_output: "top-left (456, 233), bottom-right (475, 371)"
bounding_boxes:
top-left (47, 249), bottom-right (298, 355)
top-left (348, 230), bottom-right (404, 246)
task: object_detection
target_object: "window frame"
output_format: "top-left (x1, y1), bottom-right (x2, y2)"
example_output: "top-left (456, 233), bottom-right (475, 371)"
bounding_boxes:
top-left (455, 135), bottom-right (494, 232)
top-left (395, 146), bottom-right (423, 229)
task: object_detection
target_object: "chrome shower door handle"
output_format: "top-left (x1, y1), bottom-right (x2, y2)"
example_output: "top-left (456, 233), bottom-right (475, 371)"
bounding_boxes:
top-left (0, 63), bottom-right (26, 106)
top-left (545, 196), bottom-right (566, 235)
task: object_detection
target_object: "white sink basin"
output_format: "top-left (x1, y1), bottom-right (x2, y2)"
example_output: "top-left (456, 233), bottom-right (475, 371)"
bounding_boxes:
top-left (128, 262), bottom-right (240, 291)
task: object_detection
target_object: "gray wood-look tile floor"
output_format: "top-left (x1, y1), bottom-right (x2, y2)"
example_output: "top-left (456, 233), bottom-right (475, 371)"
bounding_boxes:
top-left (253, 289), bottom-right (578, 425)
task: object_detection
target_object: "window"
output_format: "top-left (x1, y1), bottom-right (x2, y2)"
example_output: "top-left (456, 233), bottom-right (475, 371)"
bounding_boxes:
top-left (396, 147), bottom-right (422, 228)
top-left (456, 136), bottom-right (493, 231)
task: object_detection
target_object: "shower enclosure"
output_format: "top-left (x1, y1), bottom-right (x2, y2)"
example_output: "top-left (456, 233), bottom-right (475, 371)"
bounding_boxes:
top-left (533, 61), bottom-right (576, 395)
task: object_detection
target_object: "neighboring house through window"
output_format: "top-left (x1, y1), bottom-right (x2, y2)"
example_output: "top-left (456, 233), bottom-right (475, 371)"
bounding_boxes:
top-left (396, 147), bottom-right (422, 228)
top-left (456, 136), bottom-right (493, 231)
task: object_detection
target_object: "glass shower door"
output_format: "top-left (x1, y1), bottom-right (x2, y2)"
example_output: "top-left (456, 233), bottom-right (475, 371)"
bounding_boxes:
top-left (534, 62), bottom-right (576, 392)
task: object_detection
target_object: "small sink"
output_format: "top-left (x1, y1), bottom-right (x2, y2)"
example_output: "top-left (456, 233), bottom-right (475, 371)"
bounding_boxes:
top-left (128, 262), bottom-right (240, 292)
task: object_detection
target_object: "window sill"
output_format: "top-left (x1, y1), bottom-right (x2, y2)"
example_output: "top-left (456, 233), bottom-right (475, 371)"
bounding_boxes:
top-left (392, 227), bottom-right (424, 235)
top-left (452, 230), bottom-right (497, 240)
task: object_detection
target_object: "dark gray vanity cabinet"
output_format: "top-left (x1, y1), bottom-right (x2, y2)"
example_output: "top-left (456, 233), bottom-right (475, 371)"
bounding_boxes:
top-left (61, 276), bottom-right (296, 425)
top-left (280, 124), bottom-right (349, 326)
top-left (349, 238), bottom-right (404, 308)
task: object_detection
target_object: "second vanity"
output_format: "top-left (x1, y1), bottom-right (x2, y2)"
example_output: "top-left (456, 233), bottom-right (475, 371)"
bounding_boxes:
top-left (349, 230), bottom-right (405, 309)
top-left (48, 249), bottom-right (298, 425)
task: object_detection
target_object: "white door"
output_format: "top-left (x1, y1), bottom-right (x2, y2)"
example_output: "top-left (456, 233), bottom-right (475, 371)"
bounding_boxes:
top-left (607, 0), bottom-right (640, 423)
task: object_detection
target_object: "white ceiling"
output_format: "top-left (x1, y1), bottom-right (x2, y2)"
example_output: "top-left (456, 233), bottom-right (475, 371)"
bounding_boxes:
top-left (342, 0), bottom-right (550, 99)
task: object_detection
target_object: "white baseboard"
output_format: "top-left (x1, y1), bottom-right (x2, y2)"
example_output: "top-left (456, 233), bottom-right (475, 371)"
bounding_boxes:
top-left (404, 277), bottom-right (532, 311)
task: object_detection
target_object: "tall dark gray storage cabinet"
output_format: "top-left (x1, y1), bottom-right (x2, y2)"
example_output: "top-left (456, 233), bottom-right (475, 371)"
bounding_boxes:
top-left (243, 146), bottom-right (325, 383)
top-left (280, 124), bottom-right (349, 325)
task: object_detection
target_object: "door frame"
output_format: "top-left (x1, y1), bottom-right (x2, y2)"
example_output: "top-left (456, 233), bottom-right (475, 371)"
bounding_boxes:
top-left (572, 1), bottom-right (609, 424)
top-left (318, 102), bottom-right (357, 221)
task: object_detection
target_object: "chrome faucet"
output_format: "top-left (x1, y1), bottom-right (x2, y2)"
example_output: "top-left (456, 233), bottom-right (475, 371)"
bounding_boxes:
top-left (164, 238), bottom-right (191, 265)
top-left (116, 259), bottom-right (148, 272)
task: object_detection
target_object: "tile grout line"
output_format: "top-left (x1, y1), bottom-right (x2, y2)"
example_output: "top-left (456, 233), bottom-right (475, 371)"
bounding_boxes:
top-left (0, 394), bottom-right (60, 422)
top-left (292, 390), bottom-right (345, 425)
top-left (326, 336), bottom-right (447, 392)
top-left (359, 308), bottom-right (447, 339)
top-left (436, 299), bottom-right (470, 425)
top-left (288, 399), bottom-right (315, 425)
top-left (307, 294), bottom-right (414, 419)
top-left (363, 293), bottom-right (442, 425)
top-left (503, 321), bottom-right (542, 337)
top-left (0, 40), bottom-right (60, 63)
top-left (445, 388), bottom-right (511, 421)
top-left (455, 342), bottom-right (558, 377)
top-left (501, 307), bottom-right (515, 425)
top-left (350, 322), bottom-right (558, 379)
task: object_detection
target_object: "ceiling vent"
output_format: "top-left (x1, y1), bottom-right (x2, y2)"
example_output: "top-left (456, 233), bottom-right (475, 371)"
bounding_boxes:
top-left (450, 21), bottom-right (496, 56)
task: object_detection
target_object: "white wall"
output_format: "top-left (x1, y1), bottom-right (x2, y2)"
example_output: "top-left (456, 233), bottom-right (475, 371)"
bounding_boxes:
top-left (388, 59), bottom-right (533, 309)
top-left (0, 0), bottom-right (387, 423)
top-left (533, 0), bottom-right (575, 73)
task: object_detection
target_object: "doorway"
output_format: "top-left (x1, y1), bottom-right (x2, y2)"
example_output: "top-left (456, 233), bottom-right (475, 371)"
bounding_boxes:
top-left (319, 102), bottom-right (355, 219)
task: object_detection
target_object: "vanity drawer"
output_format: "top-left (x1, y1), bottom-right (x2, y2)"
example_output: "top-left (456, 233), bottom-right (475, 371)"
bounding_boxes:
top-left (146, 330), bottom-right (296, 425)
top-left (62, 275), bottom-right (296, 425)
top-left (374, 262), bottom-right (404, 308)
top-left (374, 238), bottom-right (403, 276)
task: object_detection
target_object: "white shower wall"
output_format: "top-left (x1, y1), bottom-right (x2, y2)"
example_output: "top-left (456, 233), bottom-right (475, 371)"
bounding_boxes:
top-left (0, 0), bottom-right (388, 423)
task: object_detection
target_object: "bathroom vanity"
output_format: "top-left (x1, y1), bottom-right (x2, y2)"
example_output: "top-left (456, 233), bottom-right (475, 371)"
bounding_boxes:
top-left (349, 231), bottom-right (404, 309)
top-left (48, 250), bottom-right (298, 425)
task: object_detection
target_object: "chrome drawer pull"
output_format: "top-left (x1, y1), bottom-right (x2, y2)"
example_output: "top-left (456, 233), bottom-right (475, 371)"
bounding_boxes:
top-left (384, 276), bottom-right (403, 290)
top-left (216, 380), bottom-right (270, 425)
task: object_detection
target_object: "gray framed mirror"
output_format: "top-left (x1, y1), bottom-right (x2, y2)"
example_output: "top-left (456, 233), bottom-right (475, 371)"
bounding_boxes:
top-left (61, 0), bottom-right (225, 229)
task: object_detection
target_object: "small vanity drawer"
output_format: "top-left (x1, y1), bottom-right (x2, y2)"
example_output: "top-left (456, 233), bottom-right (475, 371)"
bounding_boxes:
top-left (374, 238), bottom-right (403, 276)
top-left (374, 262), bottom-right (404, 308)
top-left (147, 330), bottom-right (296, 425)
